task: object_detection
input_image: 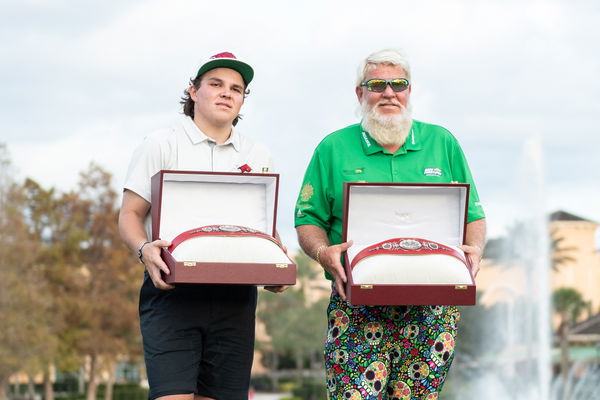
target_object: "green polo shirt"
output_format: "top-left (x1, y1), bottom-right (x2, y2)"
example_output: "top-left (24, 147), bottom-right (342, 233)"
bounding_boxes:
top-left (294, 120), bottom-right (485, 254)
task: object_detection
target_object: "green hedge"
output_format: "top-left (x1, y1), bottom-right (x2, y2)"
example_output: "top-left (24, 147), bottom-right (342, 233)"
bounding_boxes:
top-left (54, 383), bottom-right (148, 400)
top-left (291, 378), bottom-right (326, 400)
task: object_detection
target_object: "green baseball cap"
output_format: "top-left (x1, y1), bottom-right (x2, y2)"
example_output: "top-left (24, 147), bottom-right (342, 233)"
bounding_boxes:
top-left (195, 52), bottom-right (254, 85)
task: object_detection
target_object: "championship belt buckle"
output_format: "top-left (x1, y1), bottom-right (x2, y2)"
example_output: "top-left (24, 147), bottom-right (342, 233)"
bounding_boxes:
top-left (350, 238), bottom-right (472, 286)
top-left (168, 224), bottom-right (283, 253)
top-left (351, 238), bottom-right (466, 269)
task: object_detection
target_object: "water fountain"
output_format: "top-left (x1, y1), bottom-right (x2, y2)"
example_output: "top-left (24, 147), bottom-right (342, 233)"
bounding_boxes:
top-left (551, 362), bottom-right (600, 400)
top-left (443, 136), bottom-right (600, 399)
top-left (444, 136), bottom-right (551, 399)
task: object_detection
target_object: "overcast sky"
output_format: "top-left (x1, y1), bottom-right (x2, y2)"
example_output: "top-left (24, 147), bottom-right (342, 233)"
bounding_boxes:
top-left (1, 0), bottom-right (599, 248)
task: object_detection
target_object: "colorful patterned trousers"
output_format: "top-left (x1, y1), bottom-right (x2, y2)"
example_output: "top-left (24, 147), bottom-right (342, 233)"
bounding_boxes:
top-left (324, 289), bottom-right (460, 400)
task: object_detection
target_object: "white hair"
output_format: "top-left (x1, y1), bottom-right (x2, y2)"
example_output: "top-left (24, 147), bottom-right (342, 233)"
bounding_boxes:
top-left (355, 48), bottom-right (411, 87)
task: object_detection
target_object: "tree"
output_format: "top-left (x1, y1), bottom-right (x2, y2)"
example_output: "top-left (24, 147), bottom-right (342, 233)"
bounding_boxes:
top-left (257, 251), bottom-right (328, 388)
top-left (552, 287), bottom-right (590, 384)
top-left (549, 228), bottom-right (577, 271)
top-left (0, 148), bottom-right (142, 399)
top-left (67, 163), bottom-right (141, 400)
top-left (549, 223), bottom-right (586, 388)
top-left (0, 145), bottom-right (55, 400)
top-left (20, 177), bottom-right (82, 400)
top-left (5, 163), bottom-right (141, 400)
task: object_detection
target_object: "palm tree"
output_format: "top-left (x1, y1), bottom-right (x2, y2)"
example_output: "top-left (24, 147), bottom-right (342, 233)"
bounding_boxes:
top-left (552, 287), bottom-right (590, 383)
top-left (549, 227), bottom-right (577, 271)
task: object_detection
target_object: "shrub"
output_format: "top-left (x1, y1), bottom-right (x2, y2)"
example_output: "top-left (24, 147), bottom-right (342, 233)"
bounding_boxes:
top-left (291, 378), bottom-right (326, 400)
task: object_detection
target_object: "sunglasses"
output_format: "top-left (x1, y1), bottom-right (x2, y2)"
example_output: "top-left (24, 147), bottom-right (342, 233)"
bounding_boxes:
top-left (361, 78), bottom-right (410, 93)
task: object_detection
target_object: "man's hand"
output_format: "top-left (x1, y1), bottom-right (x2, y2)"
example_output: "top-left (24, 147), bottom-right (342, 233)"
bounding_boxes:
top-left (459, 244), bottom-right (483, 278)
top-left (141, 239), bottom-right (174, 290)
top-left (296, 225), bottom-right (353, 299)
top-left (263, 285), bottom-right (289, 293)
top-left (462, 218), bottom-right (487, 279)
top-left (119, 190), bottom-right (177, 289)
top-left (318, 240), bottom-right (353, 300)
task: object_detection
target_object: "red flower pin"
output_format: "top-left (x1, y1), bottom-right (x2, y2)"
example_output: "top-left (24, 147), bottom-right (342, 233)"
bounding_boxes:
top-left (238, 164), bottom-right (252, 173)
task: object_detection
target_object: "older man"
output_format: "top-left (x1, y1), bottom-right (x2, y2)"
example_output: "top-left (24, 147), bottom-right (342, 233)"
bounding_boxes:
top-left (295, 48), bottom-right (486, 399)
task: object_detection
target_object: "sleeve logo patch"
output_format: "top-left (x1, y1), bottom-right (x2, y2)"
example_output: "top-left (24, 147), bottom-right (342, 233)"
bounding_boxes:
top-left (300, 183), bottom-right (314, 202)
top-left (423, 168), bottom-right (442, 176)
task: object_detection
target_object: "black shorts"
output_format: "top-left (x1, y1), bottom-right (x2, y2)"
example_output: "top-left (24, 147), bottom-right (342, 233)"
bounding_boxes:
top-left (139, 272), bottom-right (257, 400)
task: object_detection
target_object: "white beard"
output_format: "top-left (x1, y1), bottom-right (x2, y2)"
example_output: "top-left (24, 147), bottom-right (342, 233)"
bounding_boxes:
top-left (360, 101), bottom-right (413, 147)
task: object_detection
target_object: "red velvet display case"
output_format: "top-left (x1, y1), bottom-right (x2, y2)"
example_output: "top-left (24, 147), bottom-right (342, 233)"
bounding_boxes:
top-left (151, 170), bottom-right (296, 285)
top-left (342, 182), bottom-right (475, 305)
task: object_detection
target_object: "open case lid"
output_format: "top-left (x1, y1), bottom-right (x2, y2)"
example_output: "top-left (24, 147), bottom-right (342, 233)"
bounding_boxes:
top-left (151, 170), bottom-right (279, 242)
top-left (341, 182), bottom-right (474, 305)
top-left (342, 182), bottom-right (469, 263)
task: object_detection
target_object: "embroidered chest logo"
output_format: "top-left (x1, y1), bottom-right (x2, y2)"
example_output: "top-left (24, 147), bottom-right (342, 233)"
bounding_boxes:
top-left (423, 168), bottom-right (442, 177)
top-left (238, 164), bottom-right (252, 173)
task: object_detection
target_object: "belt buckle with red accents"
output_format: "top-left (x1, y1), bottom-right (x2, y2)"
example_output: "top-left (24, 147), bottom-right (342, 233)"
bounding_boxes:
top-left (351, 238), bottom-right (466, 269)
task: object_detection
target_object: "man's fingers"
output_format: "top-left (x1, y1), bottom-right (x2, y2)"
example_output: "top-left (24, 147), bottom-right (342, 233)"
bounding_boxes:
top-left (337, 240), bottom-right (353, 251)
top-left (145, 243), bottom-right (174, 290)
top-left (264, 285), bottom-right (289, 293)
top-left (335, 265), bottom-right (347, 284)
top-left (459, 245), bottom-right (481, 279)
top-left (459, 244), bottom-right (482, 258)
top-left (155, 280), bottom-right (175, 290)
top-left (152, 271), bottom-right (174, 290)
top-left (147, 255), bottom-right (170, 276)
top-left (154, 239), bottom-right (171, 248)
top-left (148, 267), bottom-right (175, 290)
top-left (335, 279), bottom-right (347, 300)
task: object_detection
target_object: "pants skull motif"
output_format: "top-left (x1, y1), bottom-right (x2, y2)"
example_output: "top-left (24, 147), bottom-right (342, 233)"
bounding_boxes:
top-left (324, 290), bottom-right (460, 400)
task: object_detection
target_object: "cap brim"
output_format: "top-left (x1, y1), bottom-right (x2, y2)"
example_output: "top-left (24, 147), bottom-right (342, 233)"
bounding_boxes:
top-left (196, 59), bottom-right (254, 85)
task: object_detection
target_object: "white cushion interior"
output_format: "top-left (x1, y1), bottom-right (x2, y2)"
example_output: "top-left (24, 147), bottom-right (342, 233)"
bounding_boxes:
top-left (346, 185), bottom-right (467, 262)
top-left (346, 185), bottom-right (470, 284)
top-left (171, 236), bottom-right (290, 264)
top-left (157, 172), bottom-right (277, 242)
top-left (352, 254), bottom-right (471, 284)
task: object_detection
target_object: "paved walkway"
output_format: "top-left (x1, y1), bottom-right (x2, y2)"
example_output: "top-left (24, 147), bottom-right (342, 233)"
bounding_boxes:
top-left (252, 392), bottom-right (288, 400)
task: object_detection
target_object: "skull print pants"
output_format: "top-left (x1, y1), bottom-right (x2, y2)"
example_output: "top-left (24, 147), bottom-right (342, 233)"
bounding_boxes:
top-left (324, 289), bottom-right (460, 400)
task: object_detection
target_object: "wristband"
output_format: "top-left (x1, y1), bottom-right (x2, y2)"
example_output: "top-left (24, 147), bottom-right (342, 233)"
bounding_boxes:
top-left (315, 244), bottom-right (328, 265)
top-left (137, 241), bottom-right (151, 265)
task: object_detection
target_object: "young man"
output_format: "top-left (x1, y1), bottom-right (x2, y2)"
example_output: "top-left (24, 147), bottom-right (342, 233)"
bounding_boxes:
top-left (119, 52), bottom-right (283, 400)
top-left (295, 48), bottom-right (486, 399)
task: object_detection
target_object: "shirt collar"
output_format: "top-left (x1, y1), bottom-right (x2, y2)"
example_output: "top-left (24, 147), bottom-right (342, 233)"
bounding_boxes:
top-left (402, 125), bottom-right (423, 153)
top-left (181, 116), bottom-right (241, 151)
top-left (359, 129), bottom-right (385, 155)
top-left (359, 121), bottom-right (422, 155)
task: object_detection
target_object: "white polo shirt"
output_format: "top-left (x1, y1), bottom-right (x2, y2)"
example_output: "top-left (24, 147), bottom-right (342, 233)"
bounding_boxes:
top-left (123, 115), bottom-right (273, 238)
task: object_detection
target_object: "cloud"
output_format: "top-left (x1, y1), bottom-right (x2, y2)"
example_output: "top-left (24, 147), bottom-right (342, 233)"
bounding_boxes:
top-left (2, 0), bottom-right (599, 248)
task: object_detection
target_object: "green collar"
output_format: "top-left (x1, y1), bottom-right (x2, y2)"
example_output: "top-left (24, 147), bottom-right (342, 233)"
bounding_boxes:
top-left (360, 122), bottom-right (423, 156)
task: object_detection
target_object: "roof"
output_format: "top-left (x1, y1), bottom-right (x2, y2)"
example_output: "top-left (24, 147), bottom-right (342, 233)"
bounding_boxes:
top-left (549, 210), bottom-right (596, 223)
top-left (571, 313), bottom-right (600, 335)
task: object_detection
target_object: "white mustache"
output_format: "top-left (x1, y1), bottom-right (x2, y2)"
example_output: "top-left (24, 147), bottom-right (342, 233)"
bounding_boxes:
top-left (377, 100), bottom-right (403, 108)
